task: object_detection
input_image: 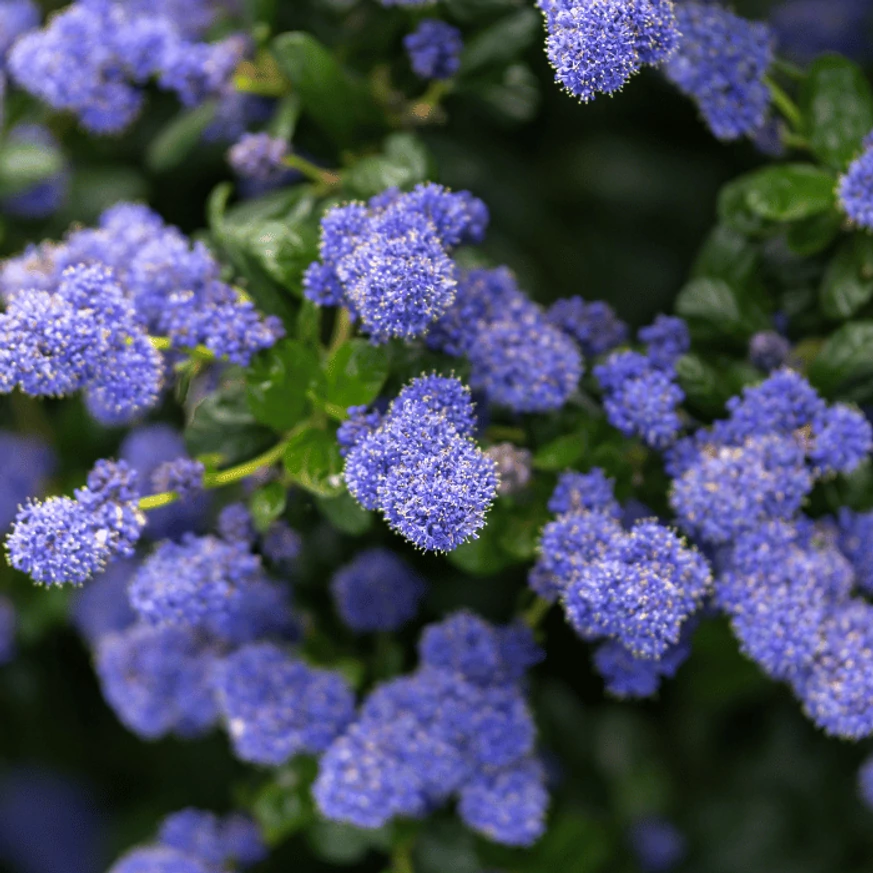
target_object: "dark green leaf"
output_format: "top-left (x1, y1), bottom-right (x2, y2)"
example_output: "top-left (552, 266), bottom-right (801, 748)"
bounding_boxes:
top-left (459, 8), bottom-right (540, 77)
top-left (245, 339), bottom-right (322, 430)
top-left (785, 209), bottom-right (842, 256)
top-left (446, 518), bottom-right (513, 575)
top-left (315, 490), bottom-right (373, 535)
top-left (283, 427), bottom-right (344, 497)
top-left (414, 819), bottom-right (479, 873)
top-left (252, 773), bottom-right (314, 845)
top-left (186, 380), bottom-right (275, 465)
top-left (146, 101), bottom-right (217, 173)
top-left (249, 481), bottom-right (287, 533)
top-left (343, 133), bottom-right (431, 199)
top-left (742, 164), bottom-right (836, 222)
top-left (800, 55), bottom-right (873, 170)
top-left (809, 320), bottom-right (873, 400)
top-left (474, 64), bottom-right (540, 124)
top-left (691, 225), bottom-right (761, 287)
top-left (242, 217), bottom-right (320, 296)
top-left (675, 278), bottom-right (769, 342)
top-left (0, 141), bottom-right (63, 197)
top-left (717, 176), bottom-right (777, 236)
top-left (324, 340), bottom-right (390, 412)
top-left (820, 235), bottom-right (873, 320)
top-left (271, 32), bottom-right (382, 147)
top-left (296, 298), bottom-right (322, 347)
top-left (532, 432), bottom-right (585, 471)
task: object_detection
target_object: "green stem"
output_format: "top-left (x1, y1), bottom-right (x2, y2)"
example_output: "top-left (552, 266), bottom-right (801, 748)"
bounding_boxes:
top-left (773, 58), bottom-right (806, 81)
top-left (138, 440), bottom-right (290, 511)
top-left (408, 80), bottom-right (451, 123)
top-left (328, 308), bottom-right (353, 354)
top-left (148, 335), bottom-right (217, 363)
top-left (283, 153), bottom-right (340, 189)
top-left (765, 76), bottom-right (803, 132)
top-left (523, 596), bottom-right (552, 630)
top-left (233, 75), bottom-right (288, 97)
top-left (392, 843), bottom-right (415, 873)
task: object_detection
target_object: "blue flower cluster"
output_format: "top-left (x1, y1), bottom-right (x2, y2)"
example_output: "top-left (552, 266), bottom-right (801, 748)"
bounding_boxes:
top-left (0, 263), bottom-right (163, 425)
top-left (670, 370), bottom-right (872, 544)
top-left (331, 548), bottom-right (426, 632)
top-left (343, 375), bottom-right (499, 551)
top-left (1, 123), bottom-right (69, 219)
top-left (664, 2), bottom-right (774, 141)
top-left (749, 329), bottom-right (791, 372)
top-left (536, 0), bottom-right (679, 103)
top-left (0, 0), bottom-right (38, 63)
top-left (628, 816), bottom-right (687, 873)
top-left (486, 442), bottom-right (533, 496)
top-left (859, 754), bottom-right (873, 810)
top-left (532, 469), bottom-right (709, 689)
top-left (839, 136), bottom-right (873, 229)
top-left (7, 459), bottom-right (145, 586)
top-left (110, 808), bottom-right (265, 873)
top-left (314, 611), bottom-right (548, 846)
top-left (404, 19), bottom-right (463, 80)
top-left (228, 132), bottom-right (290, 183)
top-left (427, 267), bottom-right (584, 412)
top-left (0, 430), bottom-right (54, 531)
top-left (546, 295), bottom-right (628, 358)
top-left (0, 202), bottom-right (283, 379)
top-left (304, 183), bottom-right (487, 342)
top-left (9, 0), bottom-right (245, 133)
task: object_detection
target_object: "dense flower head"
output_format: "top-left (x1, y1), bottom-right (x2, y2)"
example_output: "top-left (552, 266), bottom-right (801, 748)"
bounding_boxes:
top-left (428, 267), bottom-right (584, 412)
top-left (315, 613), bottom-right (547, 844)
top-left (537, 0), bottom-right (679, 103)
top-left (128, 534), bottom-right (293, 645)
top-left (212, 642), bottom-right (356, 765)
top-left (260, 520), bottom-right (302, 565)
top-left (8, 1), bottom-right (245, 134)
top-left (96, 623), bottom-right (219, 739)
top-left (109, 846), bottom-right (212, 873)
top-left (547, 468), bottom-right (621, 518)
top-left (404, 19), bottom-right (463, 80)
top-left (0, 0), bottom-right (39, 61)
top-left (7, 458), bottom-right (145, 586)
top-left (628, 816), bottom-right (687, 873)
top-left (546, 296), bottom-right (629, 357)
top-left (217, 502), bottom-right (256, 546)
top-left (337, 405), bottom-right (383, 456)
top-left (331, 548), bottom-right (426, 632)
top-left (670, 433), bottom-right (812, 545)
top-left (808, 403), bottom-right (872, 475)
top-left (0, 264), bottom-right (163, 421)
top-left (0, 431), bottom-right (54, 531)
top-left (151, 458), bottom-right (205, 501)
top-left (227, 132), bottom-right (290, 182)
top-left (563, 520), bottom-right (711, 658)
top-left (306, 184), bottom-right (488, 342)
top-left (594, 633), bottom-right (692, 698)
top-left (594, 351), bottom-right (684, 449)
top-left (532, 509), bottom-right (623, 602)
top-left (344, 375), bottom-right (497, 551)
top-left (157, 809), bottom-right (266, 869)
top-left (749, 330), bottom-right (791, 372)
top-left (797, 598), bottom-right (873, 739)
top-left (638, 315), bottom-right (689, 370)
top-left (664, 2), bottom-right (774, 140)
top-left (1, 123), bottom-right (68, 219)
top-left (120, 425), bottom-right (207, 541)
top-left (717, 520), bottom-right (853, 681)
top-left (837, 508), bottom-right (873, 595)
top-left (486, 442), bottom-right (533, 496)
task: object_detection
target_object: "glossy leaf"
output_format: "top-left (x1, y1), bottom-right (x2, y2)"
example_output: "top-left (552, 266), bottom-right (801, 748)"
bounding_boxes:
top-left (283, 427), bottom-right (344, 497)
top-left (324, 340), bottom-right (390, 412)
top-left (742, 164), bottom-right (836, 222)
top-left (249, 481), bottom-right (287, 533)
top-left (820, 235), bottom-right (873, 320)
top-left (246, 339), bottom-right (322, 430)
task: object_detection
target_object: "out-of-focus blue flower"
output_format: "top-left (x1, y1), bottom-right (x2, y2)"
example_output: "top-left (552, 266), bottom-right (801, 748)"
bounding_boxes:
top-left (547, 296), bottom-right (628, 358)
top-left (638, 315), bottom-right (689, 370)
top-left (0, 430), bottom-right (54, 531)
top-left (770, 0), bottom-right (872, 64)
top-left (1, 124), bottom-right (68, 219)
top-left (628, 816), bottom-right (687, 872)
top-left (71, 557), bottom-right (138, 647)
top-left (404, 19), bottom-right (463, 80)
top-left (839, 143), bottom-right (873, 229)
top-left (749, 330), bottom-right (790, 372)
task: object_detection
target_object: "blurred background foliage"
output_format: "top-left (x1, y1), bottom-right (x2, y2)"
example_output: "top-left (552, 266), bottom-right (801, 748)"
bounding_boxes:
top-left (1, 1), bottom-right (873, 872)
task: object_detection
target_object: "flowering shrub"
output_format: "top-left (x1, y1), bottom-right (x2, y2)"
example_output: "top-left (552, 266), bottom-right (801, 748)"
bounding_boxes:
top-left (2, 1), bottom-right (873, 871)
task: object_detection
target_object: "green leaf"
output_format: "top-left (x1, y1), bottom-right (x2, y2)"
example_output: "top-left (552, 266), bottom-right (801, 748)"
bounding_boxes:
top-left (414, 820), bottom-right (479, 873)
top-left (446, 519), bottom-right (513, 576)
top-left (283, 427), bottom-right (344, 497)
top-left (809, 320), bottom-right (873, 400)
top-left (717, 176), bottom-right (777, 237)
top-left (245, 339), bottom-right (322, 430)
top-left (675, 278), bottom-right (769, 342)
top-left (785, 209), bottom-right (842, 256)
top-left (251, 760), bottom-right (317, 846)
top-left (307, 819), bottom-right (391, 865)
top-left (186, 380), bottom-right (275, 465)
top-left (742, 164), bottom-right (836, 222)
top-left (459, 8), bottom-right (540, 78)
top-left (532, 433), bottom-right (585, 471)
top-left (315, 490), bottom-right (373, 535)
top-left (242, 217), bottom-right (320, 296)
top-left (800, 54), bottom-right (873, 170)
top-left (249, 481), bottom-right (287, 533)
top-left (820, 235), bottom-right (873, 320)
top-left (271, 32), bottom-right (382, 147)
top-left (0, 141), bottom-right (63, 197)
top-left (146, 101), bottom-right (217, 173)
top-left (324, 340), bottom-right (390, 412)
top-left (343, 133), bottom-right (432, 199)
top-left (691, 225), bottom-right (761, 287)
